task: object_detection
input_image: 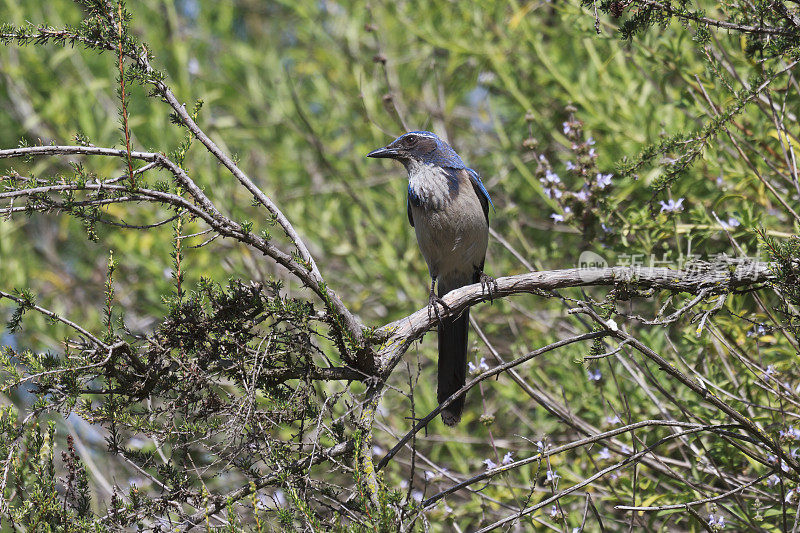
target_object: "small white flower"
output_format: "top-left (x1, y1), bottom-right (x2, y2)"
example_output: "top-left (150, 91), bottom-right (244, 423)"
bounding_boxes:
top-left (595, 173), bottom-right (613, 189)
top-left (565, 161), bottom-right (576, 171)
top-left (587, 368), bottom-right (602, 381)
top-left (545, 469), bottom-right (560, 482)
top-left (400, 479), bottom-right (409, 489)
top-left (545, 169), bottom-right (561, 183)
top-left (424, 470), bottom-right (436, 481)
top-left (502, 452), bottom-right (514, 465)
top-left (606, 415), bottom-right (621, 425)
top-left (572, 528), bottom-right (582, 533)
top-left (587, 137), bottom-right (595, 145)
top-left (538, 154), bottom-right (547, 163)
top-left (605, 318), bottom-right (618, 331)
top-left (724, 217), bottom-right (740, 229)
top-left (469, 358), bottom-right (489, 376)
top-left (786, 487), bottom-right (797, 503)
top-left (597, 447), bottom-right (611, 460)
top-left (708, 514), bottom-right (725, 530)
top-left (574, 189), bottom-right (590, 202)
top-left (562, 122), bottom-right (572, 135)
top-left (411, 490), bottom-right (424, 502)
top-left (551, 213), bottom-right (564, 223)
top-left (483, 458), bottom-right (497, 470)
top-left (549, 505), bottom-right (559, 518)
top-left (659, 198), bottom-right (684, 213)
top-left (544, 187), bottom-right (563, 199)
top-left (588, 147), bottom-right (596, 157)
top-left (767, 474), bottom-right (781, 487)
top-left (536, 440), bottom-right (546, 452)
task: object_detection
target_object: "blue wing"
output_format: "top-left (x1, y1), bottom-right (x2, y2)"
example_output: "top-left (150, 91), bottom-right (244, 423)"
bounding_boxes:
top-left (465, 168), bottom-right (493, 223)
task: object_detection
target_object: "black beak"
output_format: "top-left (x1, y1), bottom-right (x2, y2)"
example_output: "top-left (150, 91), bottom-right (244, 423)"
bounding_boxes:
top-left (367, 146), bottom-right (399, 159)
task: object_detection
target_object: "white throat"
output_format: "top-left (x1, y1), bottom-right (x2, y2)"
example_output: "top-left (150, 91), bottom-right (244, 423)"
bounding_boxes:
top-left (407, 160), bottom-right (453, 209)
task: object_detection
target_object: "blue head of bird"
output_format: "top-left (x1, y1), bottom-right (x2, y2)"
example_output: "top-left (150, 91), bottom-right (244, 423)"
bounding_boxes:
top-left (367, 131), bottom-right (466, 170)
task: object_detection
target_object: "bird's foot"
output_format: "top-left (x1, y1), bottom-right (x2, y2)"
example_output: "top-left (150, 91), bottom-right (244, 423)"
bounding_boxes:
top-left (479, 272), bottom-right (499, 302)
top-left (427, 290), bottom-right (451, 324)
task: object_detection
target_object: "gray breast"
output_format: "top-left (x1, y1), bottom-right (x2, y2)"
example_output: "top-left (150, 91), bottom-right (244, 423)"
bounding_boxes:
top-left (407, 164), bottom-right (488, 280)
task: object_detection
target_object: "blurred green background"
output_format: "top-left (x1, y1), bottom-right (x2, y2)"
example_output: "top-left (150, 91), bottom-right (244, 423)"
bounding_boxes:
top-left (1, 0), bottom-right (796, 530)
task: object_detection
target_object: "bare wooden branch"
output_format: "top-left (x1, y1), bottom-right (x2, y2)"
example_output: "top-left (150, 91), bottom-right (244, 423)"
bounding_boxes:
top-left (376, 258), bottom-right (774, 372)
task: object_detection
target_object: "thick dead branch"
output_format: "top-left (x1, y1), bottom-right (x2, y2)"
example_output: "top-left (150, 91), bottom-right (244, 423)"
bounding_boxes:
top-left (375, 258), bottom-right (773, 372)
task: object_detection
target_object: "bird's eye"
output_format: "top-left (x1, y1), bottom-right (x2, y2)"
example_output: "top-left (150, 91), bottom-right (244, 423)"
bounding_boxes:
top-left (403, 135), bottom-right (418, 147)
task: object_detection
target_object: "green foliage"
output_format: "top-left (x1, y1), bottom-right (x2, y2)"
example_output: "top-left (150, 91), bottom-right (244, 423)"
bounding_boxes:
top-left (2, 418), bottom-right (100, 532)
top-left (1, 0), bottom-right (799, 531)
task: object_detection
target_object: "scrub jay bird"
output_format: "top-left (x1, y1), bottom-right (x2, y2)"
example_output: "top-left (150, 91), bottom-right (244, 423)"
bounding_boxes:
top-left (368, 131), bottom-right (494, 425)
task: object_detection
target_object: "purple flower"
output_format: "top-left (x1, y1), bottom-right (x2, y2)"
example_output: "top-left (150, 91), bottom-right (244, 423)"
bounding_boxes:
top-left (659, 198), bottom-right (684, 213)
top-left (595, 173), bottom-right (613, 189)
top-left (468, 357), bottom-right (490, 375)
top-left (502, 452), bottom-right (514, 465)
top-left (551, 213), bottom-right (564, 223)
top-left (597, 447), bottom-right (611, 460)
top-left (723, 217), bottom-right (740, 229)
top-left (587, 368), bottom-right (602, 381)
top-left (544, 188), bottom-right (562, 199)
top-left (483, 458), bottom-right (497, 470)
top-left (565, 161), bottom-right (576, 171)
top-left (562, 122), bottom-right (571, 135)
top-left (574, 190), bottom-right (590, 202)
top-left (544, 169), bottom-right (561, 184)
